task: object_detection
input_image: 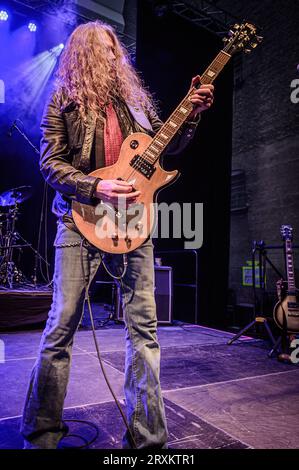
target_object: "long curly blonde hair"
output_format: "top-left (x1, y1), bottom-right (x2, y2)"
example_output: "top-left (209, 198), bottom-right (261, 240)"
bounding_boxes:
top-left (55, 20), bottom-right (156, 123)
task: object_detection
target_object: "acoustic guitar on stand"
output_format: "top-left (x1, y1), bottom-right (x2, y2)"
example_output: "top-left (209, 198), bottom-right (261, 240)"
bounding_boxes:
top-left (72, 22), bottom-right (262, 254)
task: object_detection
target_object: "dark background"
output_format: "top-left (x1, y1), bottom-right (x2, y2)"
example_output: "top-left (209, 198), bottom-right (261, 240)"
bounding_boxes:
top-left (0, 0), bottom-right (233, 328)
top-left (1, 0), bottom-right (298, 329)
top-left (136, 1), bottom-right (233, 326)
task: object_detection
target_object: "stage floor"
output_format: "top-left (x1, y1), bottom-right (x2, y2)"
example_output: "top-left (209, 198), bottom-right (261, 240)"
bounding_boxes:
top-left (0, 321), bottom-right (298, 449)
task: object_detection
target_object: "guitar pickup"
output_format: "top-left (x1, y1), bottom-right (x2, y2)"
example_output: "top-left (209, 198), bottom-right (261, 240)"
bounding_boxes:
top-left (130, 155), bottom-right (156, 180)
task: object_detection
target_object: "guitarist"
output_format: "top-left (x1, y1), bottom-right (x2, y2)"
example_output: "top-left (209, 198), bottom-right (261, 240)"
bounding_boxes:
top-left (20, 20), bottom-right (214, 449)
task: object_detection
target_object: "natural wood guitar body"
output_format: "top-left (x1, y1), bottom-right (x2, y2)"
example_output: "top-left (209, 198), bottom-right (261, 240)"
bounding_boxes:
top-left (72, 132), bottom-right (178, 254)
top-left (273, 294), bottom-right (299, 334)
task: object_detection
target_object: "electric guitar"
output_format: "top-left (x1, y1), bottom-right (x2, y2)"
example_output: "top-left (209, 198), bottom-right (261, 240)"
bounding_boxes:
top-left (273, 225), bottom-right (299, 333)
top-left (72, 22), bottom-right (262, 254)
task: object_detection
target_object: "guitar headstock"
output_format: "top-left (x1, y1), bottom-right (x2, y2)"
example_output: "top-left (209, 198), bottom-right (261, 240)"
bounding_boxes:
top-left (223, 22), bottom-right (263, 55)
top-left (281, 225), bottom-right (293, 241)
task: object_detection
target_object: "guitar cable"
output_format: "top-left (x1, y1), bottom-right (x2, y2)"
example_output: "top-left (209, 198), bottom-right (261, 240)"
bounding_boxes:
top-left (76, 238), bottom-right (137, 449)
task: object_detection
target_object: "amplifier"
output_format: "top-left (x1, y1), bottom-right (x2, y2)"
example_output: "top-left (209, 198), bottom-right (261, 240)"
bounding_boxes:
top-left (116, 266), bottom-right (173, 324)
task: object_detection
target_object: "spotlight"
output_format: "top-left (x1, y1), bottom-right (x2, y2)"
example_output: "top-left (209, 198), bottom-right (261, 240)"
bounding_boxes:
top-left (28, 22), bottom-right (37, 32)
top-left (0, 10), bottom-right (8, 21)
top-left (50, 43), bottom-right (64, 57)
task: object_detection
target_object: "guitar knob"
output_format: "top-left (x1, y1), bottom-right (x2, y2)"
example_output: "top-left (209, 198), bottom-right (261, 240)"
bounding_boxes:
top-left (135, 222), bottom-right (143, 231)
top-left (130, 140), bottom-right (139, 149)
top-left (125, 235), bottom-right (132, 247)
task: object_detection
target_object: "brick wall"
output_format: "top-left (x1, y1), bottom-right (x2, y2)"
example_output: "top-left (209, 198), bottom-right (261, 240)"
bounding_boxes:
top-left (210, 0), bottom-right (299, 306)
top-left (137, 0), bottom-right (299, 316)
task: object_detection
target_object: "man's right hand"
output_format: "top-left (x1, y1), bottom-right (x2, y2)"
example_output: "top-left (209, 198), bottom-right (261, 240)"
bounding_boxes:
top-left (94, 179), bottom-right (141, 205)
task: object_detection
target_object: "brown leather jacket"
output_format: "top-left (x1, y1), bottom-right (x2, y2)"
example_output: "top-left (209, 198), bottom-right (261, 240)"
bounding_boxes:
top-left (40, 90), bottom-right (200, 219)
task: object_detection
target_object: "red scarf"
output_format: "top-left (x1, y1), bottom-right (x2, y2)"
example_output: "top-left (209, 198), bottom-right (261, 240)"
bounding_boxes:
top-left (103, 102), bottom-right (123, 167)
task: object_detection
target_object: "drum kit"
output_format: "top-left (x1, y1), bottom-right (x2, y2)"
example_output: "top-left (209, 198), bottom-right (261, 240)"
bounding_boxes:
top-left (0, 185), bottom-right (41, 288)
top-left (1, 119), bottom-right (51, 289)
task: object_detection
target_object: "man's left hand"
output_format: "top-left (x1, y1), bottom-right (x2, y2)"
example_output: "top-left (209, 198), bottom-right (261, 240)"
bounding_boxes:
top-left (188, 75), bottom-right (214, 119)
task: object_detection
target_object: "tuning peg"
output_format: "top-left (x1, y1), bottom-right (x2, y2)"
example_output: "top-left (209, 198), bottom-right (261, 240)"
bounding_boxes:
top-left (244, 48), bottom-right (252, 54)
top-left (229, 29), bottom-right (235, 37)
top-left (233, 23), bottom-right (240, 29)
top-left (222, 37), bottom-right (228, 43)
top-left (250, 42), bottom-right (258, 48)
top-left (256, 35), bottom-right (263, 43)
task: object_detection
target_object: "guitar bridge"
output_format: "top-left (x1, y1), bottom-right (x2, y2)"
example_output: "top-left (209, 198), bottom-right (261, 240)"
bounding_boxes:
top-left (130, 155), bottom-right (156, 180)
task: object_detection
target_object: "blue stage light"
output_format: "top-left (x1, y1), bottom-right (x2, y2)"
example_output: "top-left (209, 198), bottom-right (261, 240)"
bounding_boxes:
top-left (0, 10), bottom-right (8, 21)
top-left (28, 22), bottom-right (37, 32)
top-left (50, 43), bottom-right (65, 57)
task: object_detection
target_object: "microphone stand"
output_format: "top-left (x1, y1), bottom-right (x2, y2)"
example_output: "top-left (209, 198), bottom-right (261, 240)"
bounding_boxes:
top-left (10, 120), bottom-right (40, 155)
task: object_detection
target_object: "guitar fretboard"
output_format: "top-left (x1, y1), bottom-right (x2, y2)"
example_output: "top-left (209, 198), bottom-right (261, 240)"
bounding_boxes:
top-left (142, 50), bottom-right (231, 164)
top-left (200, 50), bottom-right (232, 84)
top-left (285, 239), bottom-right (296, 293)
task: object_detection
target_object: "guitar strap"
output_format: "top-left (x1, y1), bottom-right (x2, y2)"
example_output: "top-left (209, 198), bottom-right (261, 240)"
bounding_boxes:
top-left (126, 103), bottom-right (153, 132)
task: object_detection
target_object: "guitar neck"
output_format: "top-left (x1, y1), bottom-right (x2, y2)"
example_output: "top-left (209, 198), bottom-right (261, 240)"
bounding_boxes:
top-left (285, 239), bottom-right (297, 294)
top-left (143, 50), bottom-right (232, 164)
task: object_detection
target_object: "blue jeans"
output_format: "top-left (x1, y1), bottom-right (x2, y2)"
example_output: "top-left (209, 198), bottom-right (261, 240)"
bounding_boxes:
top-left (20, 221), bottom-right (168, 449)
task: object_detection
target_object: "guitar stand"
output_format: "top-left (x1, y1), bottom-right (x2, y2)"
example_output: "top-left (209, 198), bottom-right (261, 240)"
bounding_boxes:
top-left (268, 336), bottom-right (282, 358)
top-left (227, 240), bottom-right (288, 356)
top-left (227, 315), bottom-right (276, 348)
top-left (269, 332), bottom-right (298, 361)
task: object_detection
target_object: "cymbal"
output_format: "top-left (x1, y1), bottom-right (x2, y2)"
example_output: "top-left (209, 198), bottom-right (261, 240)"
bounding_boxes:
top-left (0, 186), bottom-right (33, 207)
